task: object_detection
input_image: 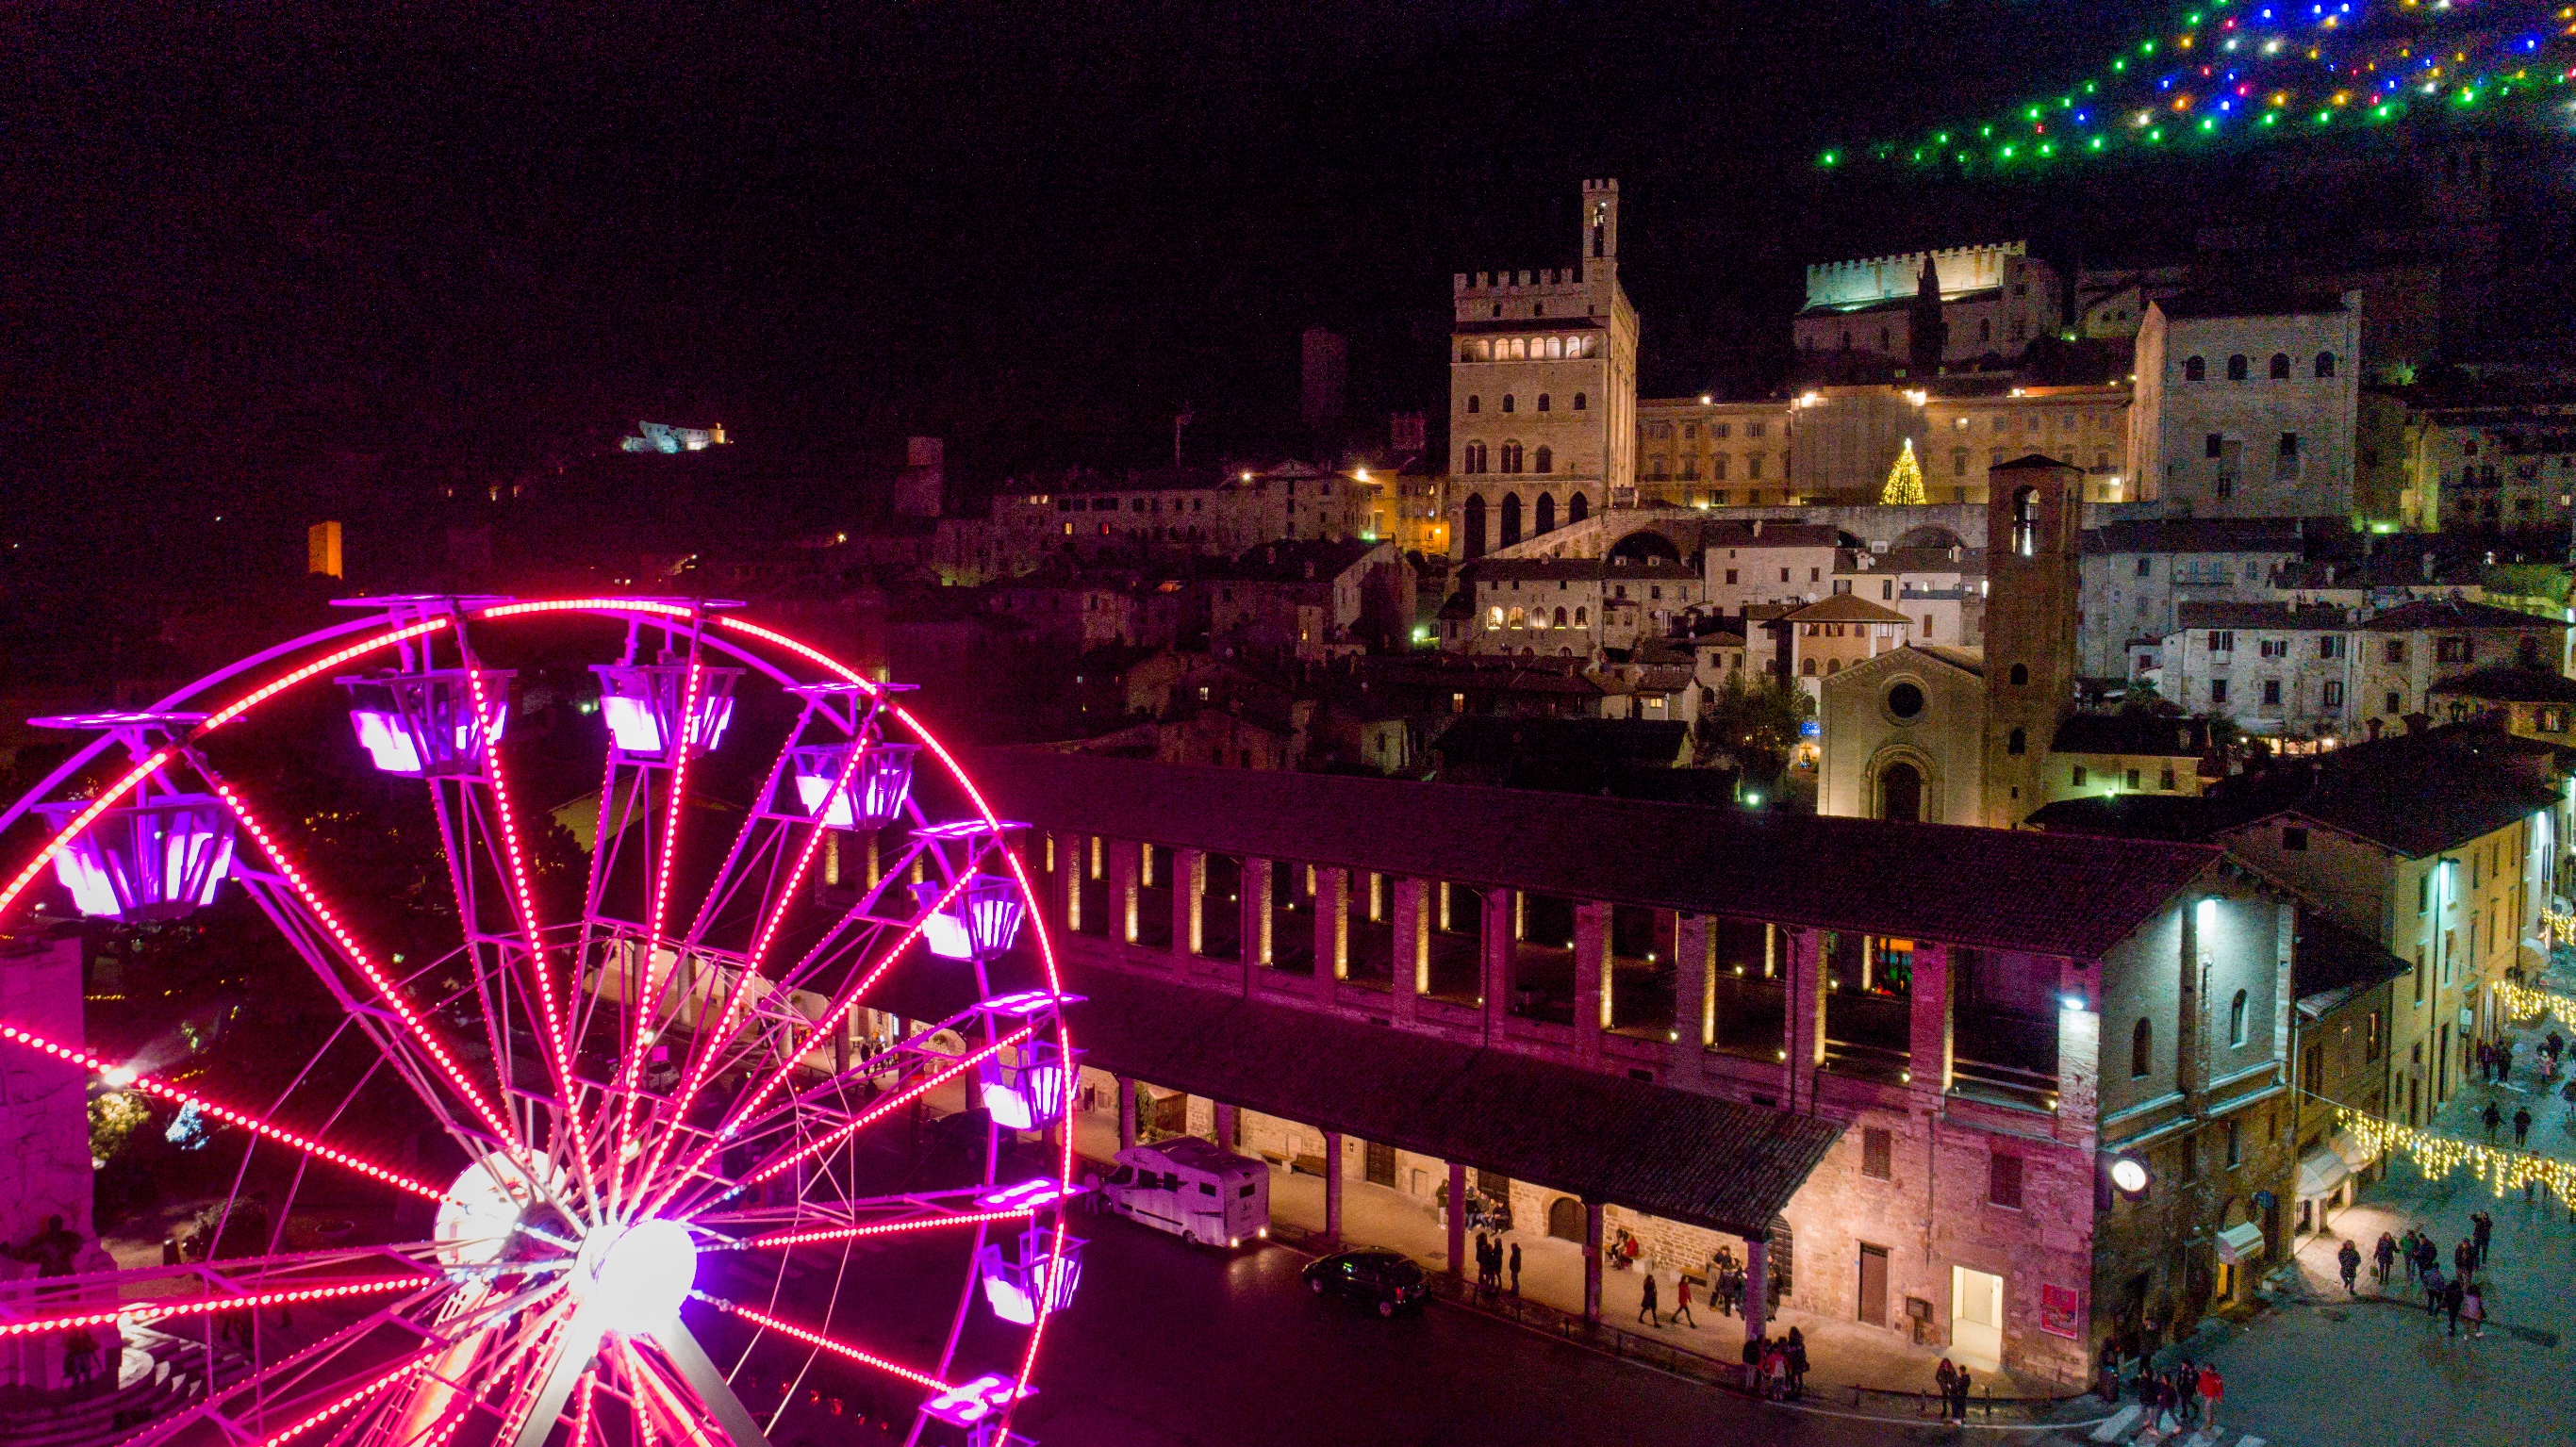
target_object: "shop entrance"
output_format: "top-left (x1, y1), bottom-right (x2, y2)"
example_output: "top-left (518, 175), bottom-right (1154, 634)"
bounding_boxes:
top-left (1950, 1266), bottom-right (2004, 1372)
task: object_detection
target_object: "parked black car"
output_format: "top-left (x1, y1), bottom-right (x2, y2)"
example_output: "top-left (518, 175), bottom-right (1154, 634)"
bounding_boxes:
top-left (1301, 1248), bottom-right (1428, 1317)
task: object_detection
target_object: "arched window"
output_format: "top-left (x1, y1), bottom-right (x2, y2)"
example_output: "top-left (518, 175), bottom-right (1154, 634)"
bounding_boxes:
top-left (1567, 492), bottom-right (1588, 523)
top-left (1466, 395), bottom-right (1481, 414)
top-left (1537, 394), bottom-right (1551, 413)
top-left (1535, 493), bottom-right (1556, 534)
top-left (1506, 606), bottom-right (1526, 628)
top-left (2131, 1018), bottom-right (2153, 1078)
top-left (2229, 989), bottom-right (2249, 1046)
top-left (1573, 392), bottom-right (1588, 411)
top-left (1553, 606), bottom-right (1568, 627)
top-left (2269, 353), bottom-right (2291, 379)
top-left (2010, 485), bottom-right (2038, 558)
top-left (2006, 727), bottom-right (2026, 756)
top-left (1487, 605), bottom-right (1504, 629)
top-left (1534, 445), bottom-right (1554, 474)
top-left (1500, 493), bottom-right (1523, 547)
top-left (1463, 494), bottom-right (1488, 558)
top-left (1574, 606), bottom-right (1587, 625)
top-left (1801, 657), bottom-right (1819, 676)
top-left (1826, 658), bottom-right (1842, 675)
top-left (1501, 441), bottom-right (1525, 474)
top-left (1462, 442), bottom-right (1487, 474)
top-left (2226, 354), bottom-right (2249, 381)
top-left (1502, 394), bottom-right (1517, 414)
top-left (2184, 355), bottom-right (2206, 382)
top-left (2315, 351), bottom-right (2337, 378)
top-left (1543, 335), bottom-right (1560, 355)
top-left (2009, 663), bottom-right (2029, 686)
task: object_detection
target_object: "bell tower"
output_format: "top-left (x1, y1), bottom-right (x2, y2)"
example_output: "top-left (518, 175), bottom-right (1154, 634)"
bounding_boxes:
top-left (1981, 454), bottom-right (2084, 826)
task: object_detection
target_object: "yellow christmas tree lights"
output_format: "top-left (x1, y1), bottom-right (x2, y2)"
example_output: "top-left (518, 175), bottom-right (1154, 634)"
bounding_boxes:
top-left (2497, 978), bottom-right (2576, 1028)
top-left (1881, 438), bottom-right (1927, 506)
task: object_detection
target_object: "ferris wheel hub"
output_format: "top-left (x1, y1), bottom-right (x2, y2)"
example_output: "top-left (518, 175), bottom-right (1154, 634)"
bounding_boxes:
top-left (579, 1218), bottom-right (700, 1326)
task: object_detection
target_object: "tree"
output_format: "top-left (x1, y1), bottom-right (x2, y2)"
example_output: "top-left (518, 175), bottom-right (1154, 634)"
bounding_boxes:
top-left (1881, 439), bottom-right (1926, 506)
top-left (1695, 674), bottom-right (1814, 781)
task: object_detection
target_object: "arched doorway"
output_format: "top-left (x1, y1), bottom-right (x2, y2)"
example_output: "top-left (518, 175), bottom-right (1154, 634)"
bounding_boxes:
top-left (1568, 491), bottom-right (1589, 523)
top-left (1500, 492), bottom-right (1523, 548)
top-left (1535, 492), bottom-right (1556, 534)
top-left (1462, 494), bottom-right (1487, 558)
top-left (1877, 762), bottom-right (1923, 823)
top-left (1547, 1196), bottom-right (1585, 1241)
top-left (1608, 529), bottom-right (1683, 565)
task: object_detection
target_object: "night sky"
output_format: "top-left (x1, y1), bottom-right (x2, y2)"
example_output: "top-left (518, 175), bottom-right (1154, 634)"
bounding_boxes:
top-left (0, 0), bottom-right (2506, 579)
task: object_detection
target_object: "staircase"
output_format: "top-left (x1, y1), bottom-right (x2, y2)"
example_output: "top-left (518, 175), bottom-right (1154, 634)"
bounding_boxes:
top-left (0, 1327), bottom-right (251, 1447)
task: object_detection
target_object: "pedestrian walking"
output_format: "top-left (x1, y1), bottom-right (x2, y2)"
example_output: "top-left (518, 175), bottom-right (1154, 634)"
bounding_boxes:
top-left (2516, 1107), bottom-right (2534, 1146)
top-left (1950, 1362), bottom-right (1973, 1423)
top-left (1787, 1325), bottom-right (1808, 1398)
top-left (2419, 1234), bottom-right (2440, 1279)
top-left (1761, 1339), bottom-right (1789, 1401)
top-left (2424, 1263), bottom-right (2446, 1315)
top-left (2338, 1238), bottom-right (2362, 1294)
top-left (1671, 1273), bottom-right (1696, 1327)
top-left (2444, 1275), bottom-right (2467, 1337)
top-left (1717, 1264), bottom-right (1740, 1317)
top-left (2196, 1362), bottom-right (2222, 1432)
top-left (2485, 1100), bottom-right (2505, 1143)
top-left (2463, 1284), bottom-right (2487, 1340)
top-left (2400, 1228), bottom-right (2420, 1280)
top-left (2473, 1210), bottom-right (2494, 1268)
top-left (2455, 1237), bottom-right (2477, 1283)
top-left (2374, 1231), bottom-right (2397, 1284)
top-left (1509, 1241), bottom-right (1521, 1297)
top-left (2094, 1340), bottom-right (2122, 1403)
top-left (1637, 1269), bottom-right (1660, 1326)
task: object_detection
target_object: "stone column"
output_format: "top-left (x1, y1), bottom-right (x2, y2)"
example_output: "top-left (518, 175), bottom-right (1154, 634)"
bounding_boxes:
top-left (1322, 1129), bottom-right (1345, 1248)
top-left (1673, 912), bottom-right (1711, 1083)
top-left (1575, 901), bottom-right (1610, 1066)
top-left (1316, 867), bottom-right (1349, 981)
top-left (1110, 838), bottom-right (1141, 945)
top-left (1483, 888), bottom-right (1514, 1039)
top-left (1583, 1201), bottom-right (1606, 1324)
top-left (1116, 1077), bottom-right (1137, 1151)
top-left (1909, 941), bottom-right (1953, 1103)
top-left (1743, 1235), bottom-right (1768, 1340)
top-left (1245, 856), bottom-right (1275, 968)
top-left (1213, 1102), bottom-right (1238, 1148)
top-left (1177, 847), bottom-right (1206, 962)
top-left (1059, 831), bottom-right (1084, 934)
top-left (1783, 929), bottom-right (1825, 1111)
top-left (1393, 877), bottom-right (1428, 1025)
top-left (1445, 1160), bottom-right (1468, 1281)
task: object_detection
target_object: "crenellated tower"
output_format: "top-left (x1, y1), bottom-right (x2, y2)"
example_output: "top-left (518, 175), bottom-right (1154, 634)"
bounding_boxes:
top-left (1445, 179), bottom-right (1639, 559)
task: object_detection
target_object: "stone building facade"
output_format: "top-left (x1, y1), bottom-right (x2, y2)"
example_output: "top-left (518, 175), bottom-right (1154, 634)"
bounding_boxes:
top-left (974, 751), bottom-right (2299, 1385)
top-left (1447, 181), bottom-right (1639, 559)
top-left (2129, 291), bottom-right (2364, 518)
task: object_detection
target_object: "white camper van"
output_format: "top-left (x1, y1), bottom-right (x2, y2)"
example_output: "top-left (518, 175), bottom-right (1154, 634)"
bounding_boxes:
top-left (1098, 1137), bottom-right (1270, 1248)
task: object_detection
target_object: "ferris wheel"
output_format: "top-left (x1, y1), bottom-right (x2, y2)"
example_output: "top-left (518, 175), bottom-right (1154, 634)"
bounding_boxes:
top-left (0, 596), bottom-right (1080, 1447)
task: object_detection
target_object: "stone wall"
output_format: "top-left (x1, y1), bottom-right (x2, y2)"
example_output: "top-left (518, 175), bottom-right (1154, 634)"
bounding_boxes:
top-left (0, 927), bottom-right (91, 1244)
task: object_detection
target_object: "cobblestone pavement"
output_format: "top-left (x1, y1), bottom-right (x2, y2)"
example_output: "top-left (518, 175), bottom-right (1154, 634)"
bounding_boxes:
top-left (2173, 948), bottom-right (2576, 1447)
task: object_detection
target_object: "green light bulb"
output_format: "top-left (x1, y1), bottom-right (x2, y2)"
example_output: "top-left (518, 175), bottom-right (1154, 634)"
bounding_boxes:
top-left (2089, 135), bottom-right (2105, 149)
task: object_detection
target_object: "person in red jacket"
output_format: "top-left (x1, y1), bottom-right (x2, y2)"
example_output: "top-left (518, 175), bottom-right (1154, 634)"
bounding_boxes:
top-left (2195, 1362), bottom-right (2223, 1431)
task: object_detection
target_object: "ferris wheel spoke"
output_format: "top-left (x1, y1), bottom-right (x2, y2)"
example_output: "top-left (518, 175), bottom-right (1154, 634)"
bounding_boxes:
top-left (692, 1296), bottom-right (952, 1395)
top-left (0, 1019), bottom-right (456, 1206)
top-left (206, 770), bottom-right (527, 1159)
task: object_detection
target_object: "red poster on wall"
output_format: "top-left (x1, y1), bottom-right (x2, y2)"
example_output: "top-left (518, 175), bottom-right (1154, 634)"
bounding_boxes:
top-left (2039, 1283), bottom-right (2081, 1339)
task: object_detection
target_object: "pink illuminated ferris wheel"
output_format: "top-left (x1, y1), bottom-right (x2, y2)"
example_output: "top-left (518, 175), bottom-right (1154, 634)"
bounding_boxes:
top-left (0, 597), bottom-right (1079, 1447)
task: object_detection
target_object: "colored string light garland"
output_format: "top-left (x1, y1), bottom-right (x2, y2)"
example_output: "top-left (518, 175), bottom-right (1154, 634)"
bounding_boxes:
top-left (1820, 0), bottom-right (2576, 173)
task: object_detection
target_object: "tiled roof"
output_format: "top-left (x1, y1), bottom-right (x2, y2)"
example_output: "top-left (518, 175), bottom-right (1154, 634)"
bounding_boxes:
top-left (2081, 518), bottom-right (2320, 555)
top-left (2051, 714), bottom-right (2216, 758)
top-left (2171, 601), bottom-right (2353, 633)
top-left (1059, 966), bottom-right (1844, 1238)
top-left (1780, 595), bottom-right (1913, 625)
top-left (2360, 598), bottom-right (2569, 633)
top-left (2293, 915), bottom-right (2409, 1017)
top-left (2432, 666), bottom-right (2576, 704)
top-left (964, 751), bottom-right (2221, 960)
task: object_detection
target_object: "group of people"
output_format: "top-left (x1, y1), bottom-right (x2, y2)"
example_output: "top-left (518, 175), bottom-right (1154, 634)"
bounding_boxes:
top-left (1471, 1230), bottom-right (1519, 1299)
top-left (1633, 1268), bottom-right (1699, 1328)
top-left (2331, 1214), bottom-right (2499, 1339)
top-left (1743, 1328), bottom-right (1808, 1401)
top-left (2128, 1358), bottom-right (2223, 1434)
top-left (1702, 1246), bottom-right (1752, 1318)
top-left (1930, 1357), bottom-right (1974, 1422)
